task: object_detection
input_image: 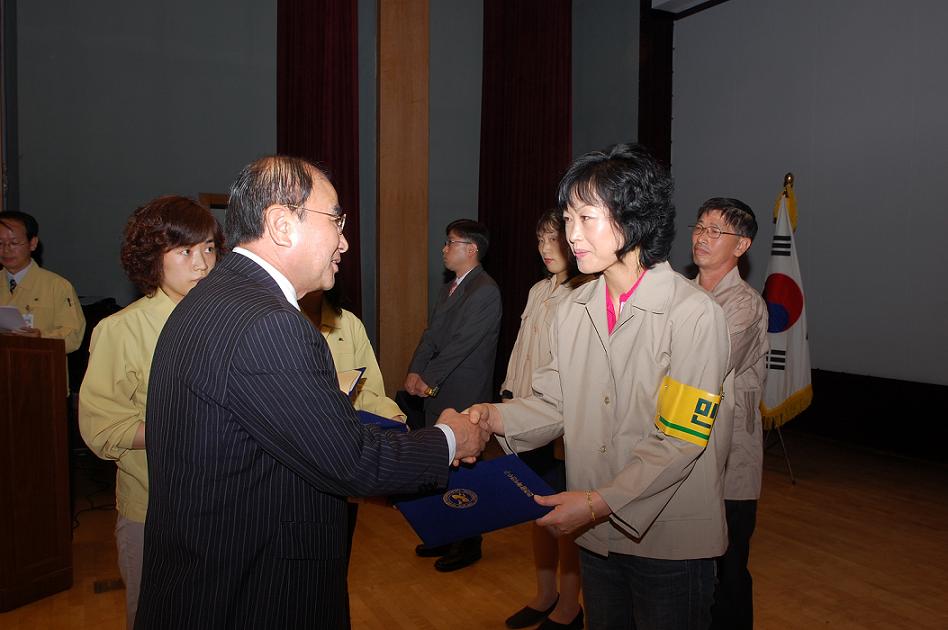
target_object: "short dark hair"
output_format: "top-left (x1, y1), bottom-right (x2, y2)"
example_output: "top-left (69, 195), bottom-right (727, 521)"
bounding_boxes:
top-left (697, 197), bottom-right (758, 240)
top-left (536, 208), bottom-right (581, 283)
top-left (535, 207), bottom-right (563, 237)
top-left (0, 211), bottom-right (39, 240)
top-left (556, 143), bottom-right (675, 269)
top-left (226, 155), bottom-right (327, 247)
top-left (121, 196), bottom-right (225, 296)
top-left (446, 219), bottom-right (490, 261)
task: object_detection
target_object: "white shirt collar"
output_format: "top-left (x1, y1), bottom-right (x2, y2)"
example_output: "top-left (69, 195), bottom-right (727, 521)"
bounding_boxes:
top-left (454, 265), bottom-right (477, 286)
top-left (6, 260), bottom-right (33, 285)
top-left (232, 247), bottom-right (300, 310)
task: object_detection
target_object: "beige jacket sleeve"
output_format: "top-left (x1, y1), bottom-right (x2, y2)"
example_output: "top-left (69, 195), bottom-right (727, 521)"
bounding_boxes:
top-left (497, 316), bottom-right (567, 451)
top-left (721, 289), bottom-right (768, 376)
top-left (500, 281), bottom-right (543, 396)
top-left (601, 295), bottom-right (729, 538)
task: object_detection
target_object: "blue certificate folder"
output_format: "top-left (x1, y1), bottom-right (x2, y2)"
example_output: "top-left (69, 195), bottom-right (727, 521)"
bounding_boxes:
top-left (357, 410), bottom-right (409, 432)
top-left (395, 454), bottom-right (555, 547)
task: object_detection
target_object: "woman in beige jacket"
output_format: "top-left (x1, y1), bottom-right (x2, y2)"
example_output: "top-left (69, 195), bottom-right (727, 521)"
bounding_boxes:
top-left (501, 210), bottom-right (591, 630)
top-left (470, 144), bottom-right (730, 630)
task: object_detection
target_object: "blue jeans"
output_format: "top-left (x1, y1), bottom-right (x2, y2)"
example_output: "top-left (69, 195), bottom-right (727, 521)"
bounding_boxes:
top-left (579, 548), bottom-right (715, 630)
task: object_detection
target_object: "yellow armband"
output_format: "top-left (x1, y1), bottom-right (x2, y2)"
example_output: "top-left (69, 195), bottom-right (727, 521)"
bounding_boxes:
top-left (654, 376), bottom-right (721, 448)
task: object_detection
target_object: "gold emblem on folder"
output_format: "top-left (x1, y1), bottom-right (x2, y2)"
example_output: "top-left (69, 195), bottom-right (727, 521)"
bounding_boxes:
top-left (443, 488), bottom-right (478, 509)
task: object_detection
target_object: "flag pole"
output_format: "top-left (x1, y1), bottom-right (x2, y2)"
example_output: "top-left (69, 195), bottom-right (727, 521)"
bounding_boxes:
top-left (764, 171), bottom-right (800, 484)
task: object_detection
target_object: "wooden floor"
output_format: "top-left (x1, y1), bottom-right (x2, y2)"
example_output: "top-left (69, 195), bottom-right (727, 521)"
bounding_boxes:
top-left (2, 431), bottom-right (946, 629)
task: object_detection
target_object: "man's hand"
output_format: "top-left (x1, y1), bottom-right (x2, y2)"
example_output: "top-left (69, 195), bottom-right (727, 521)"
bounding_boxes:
top-left (466, 403), bottom-right (505, 436)
top-left (534, 490), bottom-right (611, 537)
top-left (436, 408), bottom-right (490, 466)
top-left (403, 372), bottom-right (431, 397)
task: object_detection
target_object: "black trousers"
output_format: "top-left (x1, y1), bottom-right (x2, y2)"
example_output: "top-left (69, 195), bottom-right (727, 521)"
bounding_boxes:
top-left (711, 499), bottom-right (757, 630)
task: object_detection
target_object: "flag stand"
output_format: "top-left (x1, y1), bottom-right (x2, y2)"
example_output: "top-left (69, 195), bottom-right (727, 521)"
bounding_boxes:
top-left (760, 172), bottom-right (806, 486)
top-left (763, 425), bottom-right (796, 484)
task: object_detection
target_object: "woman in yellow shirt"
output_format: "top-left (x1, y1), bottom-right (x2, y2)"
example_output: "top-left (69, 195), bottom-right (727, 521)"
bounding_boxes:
top-left (299, 285), bottom-right (405, 563)
top-left (79, 196), bottom-right (223, 629)
top-left (300, 286), bottom-right (405, 420)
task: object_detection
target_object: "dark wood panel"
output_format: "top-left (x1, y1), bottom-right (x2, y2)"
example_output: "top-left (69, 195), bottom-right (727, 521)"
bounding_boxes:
top-left (0, 335), bottom-right (72, 612)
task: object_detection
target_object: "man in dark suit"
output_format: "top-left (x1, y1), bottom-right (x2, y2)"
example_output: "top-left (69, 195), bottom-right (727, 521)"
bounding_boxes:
top-left (135, 156), bottom-right (489, 630)
top-left (404, 219), bottom-right (501, 572)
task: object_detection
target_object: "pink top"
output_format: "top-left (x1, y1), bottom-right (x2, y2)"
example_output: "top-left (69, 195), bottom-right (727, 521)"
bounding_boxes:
top-left (606, 270), bottom-right (647, 334)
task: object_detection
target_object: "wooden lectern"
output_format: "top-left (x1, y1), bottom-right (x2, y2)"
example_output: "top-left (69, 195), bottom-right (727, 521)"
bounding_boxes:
top-left (0, 335), bottom-right (73, 611)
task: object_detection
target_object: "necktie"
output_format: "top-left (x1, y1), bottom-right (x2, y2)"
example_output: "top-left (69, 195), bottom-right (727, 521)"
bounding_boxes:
top-left (448, 279), bottom-right (459, 296)
top-left (8, 278), bottom-right (15, 293)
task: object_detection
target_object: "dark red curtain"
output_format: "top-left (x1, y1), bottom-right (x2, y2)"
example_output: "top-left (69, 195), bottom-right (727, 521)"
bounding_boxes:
top-left (277, 0), bottom-right (361, 314)
top-left (478, 0), bottom-right (572, 390)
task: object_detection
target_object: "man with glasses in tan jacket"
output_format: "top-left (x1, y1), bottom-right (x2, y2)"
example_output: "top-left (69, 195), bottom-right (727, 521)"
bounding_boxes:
top-left (690, 197), bottom-right (769, 630)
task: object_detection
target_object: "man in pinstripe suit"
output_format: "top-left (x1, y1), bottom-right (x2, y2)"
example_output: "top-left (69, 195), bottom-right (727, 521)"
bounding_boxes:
top-left (135, 156), bottom-right (489, 629)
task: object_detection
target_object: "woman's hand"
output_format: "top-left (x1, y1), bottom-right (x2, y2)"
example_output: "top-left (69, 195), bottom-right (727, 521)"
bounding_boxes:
top-left (534, 490), bottom-right (610, 536)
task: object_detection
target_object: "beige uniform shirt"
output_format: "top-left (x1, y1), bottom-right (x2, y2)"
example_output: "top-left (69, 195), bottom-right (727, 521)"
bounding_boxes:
top-left (1, 260), bottom-right (85, 353)
top-left (502, 276), bottom-right (577, 398)
top-left (499, 262), bottom-right (730, 560)
top-left (78, 290), bottom-right (175, 522)
top-left (699, 266), bottom-right (769, 500)
top-left (313, 302), bottom-right (405, 420)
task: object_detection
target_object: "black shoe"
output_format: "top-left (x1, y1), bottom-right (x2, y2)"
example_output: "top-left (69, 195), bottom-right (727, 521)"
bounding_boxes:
top-left (505, 595), bottom-right (559, 628)
top-left (537, 607), bottom-right (583, 630)
top-left (414, 542), bottom-right (452, 557)
top-left (434, 536), bottom-right (482, 572)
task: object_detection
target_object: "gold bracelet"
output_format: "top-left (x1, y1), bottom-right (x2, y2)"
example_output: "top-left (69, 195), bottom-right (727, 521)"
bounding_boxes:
top-left (585, 491), bottom-right (596, 522)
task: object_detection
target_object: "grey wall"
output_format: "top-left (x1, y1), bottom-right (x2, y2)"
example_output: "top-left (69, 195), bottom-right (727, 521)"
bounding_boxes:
top-left (572, 0), bottom-right (639, 156)
top-left (17, 0), bottom-right (276, 305)
top-left (671, 0), bottom-right (948, 385)
top-left (428, 0), bottom-right (483, 309)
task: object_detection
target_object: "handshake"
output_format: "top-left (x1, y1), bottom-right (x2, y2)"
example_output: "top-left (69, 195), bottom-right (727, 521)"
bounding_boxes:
top-left (434, 404), bottom-right (504, 467)
top-left (433, 403), bottom-right (612, 536)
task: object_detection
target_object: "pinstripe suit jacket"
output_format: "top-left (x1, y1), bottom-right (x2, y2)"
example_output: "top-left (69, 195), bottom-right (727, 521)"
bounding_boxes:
top-left (135, 253), bottom-right (450, 630)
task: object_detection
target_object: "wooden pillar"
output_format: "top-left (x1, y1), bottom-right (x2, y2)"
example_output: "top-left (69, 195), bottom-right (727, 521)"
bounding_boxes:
top-left (377, 0), bottom-right (429, 396)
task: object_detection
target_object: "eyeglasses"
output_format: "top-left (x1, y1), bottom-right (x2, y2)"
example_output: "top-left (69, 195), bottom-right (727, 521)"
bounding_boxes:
top-left (689, 224), bottom-right (743, 240)
top-left (288, 205), bottom-right (346, 233)
top-left (0, 239), bottom-right (27, 250)
top-left (444, 239), bottom-right (473, 248)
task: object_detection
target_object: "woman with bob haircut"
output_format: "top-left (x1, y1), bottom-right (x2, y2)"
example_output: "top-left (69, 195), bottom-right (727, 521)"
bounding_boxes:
top-left (501, 209), bottom-right (591, 630)
top-left (469, 144), bottom-right (730, 630)
top-left (79, 195), bottom-right (224, 629)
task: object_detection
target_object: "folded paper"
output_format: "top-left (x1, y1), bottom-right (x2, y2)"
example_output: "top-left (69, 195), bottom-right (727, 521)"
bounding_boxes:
top-left (337, 367), bottom-right (366, 397)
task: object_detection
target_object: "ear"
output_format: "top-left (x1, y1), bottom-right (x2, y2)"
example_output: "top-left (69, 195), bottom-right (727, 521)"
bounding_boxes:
top-left (28, 236), bottom-right (39, 253)
top-left (734, 236), bottom-right (751, 257)
top-left (263, 204), bottom-right (295, 248)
